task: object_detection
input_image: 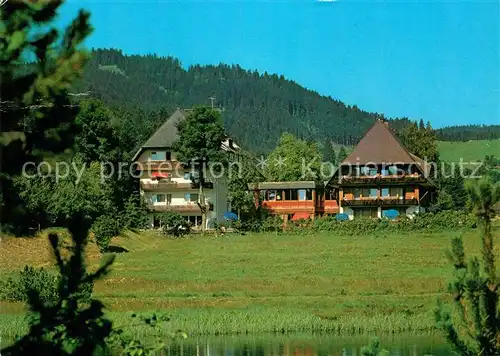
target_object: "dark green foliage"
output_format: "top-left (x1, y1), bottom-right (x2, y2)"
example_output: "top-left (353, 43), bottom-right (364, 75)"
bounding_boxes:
top-left (337, 146), bottom-right (348, 163)
top-left (400, 121), bottom-right (439, 162)
top-left (435, 177), bottom-right (500, 356)
top-left (91, 214), bottom-right (121, 252)
top-left (119, 195), bottom-right (150, 229)
top-left (106, 312), bottom-right (186, 356)
top-left (307, 211), bottom-right (476, 236)
top-left (260, 215), bottom-right (284, 233)
top-left (75, 49), bottom-right (403, 152)
top-left (0, 266), bottom-right (59, 305)
top-left (431, 189), bottom-right (455, 212)
top-left (322, 137), bottom-right (336, 165)
top-left (264, 132), bottom-right (322, 181)
top-left (360, 338), bottom-right (389, 356)
top-left (0, 266), bottom-right (93, 306)
top-left (73, 99), bottom-right (122, 164)
top-left (158, 212), bottom-right (190, 237)
top-left (0, 0), bottom-right (92, 234)
top-left (1, 215), bottom-right (115, 356)
top-left (172, 107), bottom-right (226, 232)
top-left (76, 49), bottom-right (500, 153)
top-left (436, 125), bottom-right (500, 142)
top-left (432, 163), bottom-right (470, 212)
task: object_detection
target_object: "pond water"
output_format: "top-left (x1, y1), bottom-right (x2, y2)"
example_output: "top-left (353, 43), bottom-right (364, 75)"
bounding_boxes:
top-left (166, 333), bottom-right (454, 356)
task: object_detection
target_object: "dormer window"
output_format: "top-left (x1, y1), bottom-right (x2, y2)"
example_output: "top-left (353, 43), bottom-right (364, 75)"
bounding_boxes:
top-left (151, 151), bottom-right (166, 161)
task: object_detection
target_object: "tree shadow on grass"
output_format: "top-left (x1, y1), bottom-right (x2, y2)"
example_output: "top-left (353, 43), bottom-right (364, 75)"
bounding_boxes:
top-left (106, 245), bottom-right (129, 253)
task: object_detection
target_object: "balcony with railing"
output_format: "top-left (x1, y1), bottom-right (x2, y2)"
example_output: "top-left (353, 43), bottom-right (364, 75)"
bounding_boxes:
top-left (322, 200), bottom-right (340, 213)
top-left (341, 197), bottom-right (418, 207)
top-left (262, 200), bottom-right (315, 212)
top-left (339, 173), bottom-right (426, 185)
top-left (148, 202), bottom-right (213, 213)
top-left (141, 181), bottom-right (214, 191)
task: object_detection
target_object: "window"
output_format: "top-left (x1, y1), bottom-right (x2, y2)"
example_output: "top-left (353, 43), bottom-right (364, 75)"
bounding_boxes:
top-left (166, 194), bottom-right (172, 205)
top-left (390, 187), bottom-right (403, 198)
top-left (184, 172), bottom-right (191, 181)
top-left (369, 168), bottom-right (378, 176)
top-left (298, 189), bottom-right (306, 201)
top-left (381, 188), bottom-right (389, 197)
top-left (151, 151), bottom-right (166, 161)
top-left (388, 166), bottom-right (399, 175)
top-left (267, 190), bottom-right (277, 201)
top-left (381, 168), bottom-right (389, 176)
top-left (354, 208), bottom-right (378, 218)
top-left (151, 194), bottom-right (165, 203)
top-left (184, 193), bottom-right (198, 202)
top-left (284, 189), bottom-right (299, 201)
top-left (355, 188), bottom-right (370, 199)
top-left (166, 151), bottom-right (172, 160)
top-left (360, 166), bottom-right (370, 176)
top-left (369, 188), bottom-right (378, 198)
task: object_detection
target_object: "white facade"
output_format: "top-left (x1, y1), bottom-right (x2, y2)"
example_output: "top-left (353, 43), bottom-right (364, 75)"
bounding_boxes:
top-left (138, 149), bottom-right (231, 229)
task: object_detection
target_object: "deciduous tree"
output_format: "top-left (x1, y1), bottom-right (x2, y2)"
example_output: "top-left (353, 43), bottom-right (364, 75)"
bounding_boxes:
top-left (172, 107), bottom-right (226, 231)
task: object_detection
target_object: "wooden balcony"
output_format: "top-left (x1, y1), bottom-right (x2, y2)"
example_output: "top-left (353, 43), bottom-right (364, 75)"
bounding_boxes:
top-left (339, 174), bottom-right (427, 185)
top-left (342, 197), bottom-right (418, 207)
top-left (322, 200), bottom-right (340, 213)
top-left (148, 203), bottom-right (213, 213)
top-left (141, 181), bottom-right (214, 191)
top-left (262, 200), bottom-right (315, 213)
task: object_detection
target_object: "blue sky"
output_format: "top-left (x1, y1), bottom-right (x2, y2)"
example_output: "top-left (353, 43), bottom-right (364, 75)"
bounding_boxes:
top-left (60, 0), bottom-right (499, 128)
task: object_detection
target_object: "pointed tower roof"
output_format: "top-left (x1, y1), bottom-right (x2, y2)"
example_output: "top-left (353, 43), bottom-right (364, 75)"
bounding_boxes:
top-left (341, 120), bottom-right (418, 166)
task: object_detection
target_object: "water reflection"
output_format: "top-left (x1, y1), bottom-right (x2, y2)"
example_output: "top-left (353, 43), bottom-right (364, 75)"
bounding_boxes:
top-left (165, 333), bottom-right (454, 356)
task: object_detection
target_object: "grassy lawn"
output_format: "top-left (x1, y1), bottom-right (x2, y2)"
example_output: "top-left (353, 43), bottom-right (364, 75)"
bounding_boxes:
top-left (437, 139), bottom-right (500, 163)
top-left (0, 227), bottom-right (497, 342)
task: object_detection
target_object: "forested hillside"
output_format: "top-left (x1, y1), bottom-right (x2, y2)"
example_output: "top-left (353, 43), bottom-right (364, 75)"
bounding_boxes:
top-left (74, 49), bottom-right (415, 153)
top-left (74, 49), bottom-right (500, 153)
top-left (435, 125), bottom-right (500, 141)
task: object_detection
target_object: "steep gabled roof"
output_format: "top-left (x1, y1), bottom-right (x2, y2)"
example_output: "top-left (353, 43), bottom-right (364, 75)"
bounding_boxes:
top-left (132, 108), bottom-right (238, 162)
top-left (341, 120), bottom-right (418, 166)
top-left (142, 108), bottom-right (190, 149)
top-left (131, 109), bottom-right (190, 162)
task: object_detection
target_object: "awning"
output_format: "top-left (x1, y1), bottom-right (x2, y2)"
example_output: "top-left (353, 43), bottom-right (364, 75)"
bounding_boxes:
top-left (291, 212), bottom-right (310, 221)
top-left (151, 172), bottom-right (170, 179)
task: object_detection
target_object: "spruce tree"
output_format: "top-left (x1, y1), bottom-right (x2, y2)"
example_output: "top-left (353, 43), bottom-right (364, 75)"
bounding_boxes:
top-left (337, 146), bottom-right (348, 164)
top-left (436, 177), bottom-right (500, 356)
top-left (0, 1), bottom-right (116, 354)
top-left (322, 137), bottom-right (336, 166)
top-left (0, 0), bottom-right (92, 232)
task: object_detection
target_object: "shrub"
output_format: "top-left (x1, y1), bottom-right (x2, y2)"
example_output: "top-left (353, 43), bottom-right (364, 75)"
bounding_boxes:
top-left (0, 266), bottom-right (93, 305)
top-left (260, 215), bottom-right (283, 233)
top-left (120, 195), bottom-right (150, 229)
top-left (158, 212), bottom-right (190, 237)
top-left (91, 214), bottom-right (121, 252)
top-left (310, 210), bottom-right (476, 235)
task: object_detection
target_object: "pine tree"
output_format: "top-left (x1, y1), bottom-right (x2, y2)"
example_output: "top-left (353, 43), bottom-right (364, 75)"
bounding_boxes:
top-left (322, 137), bottom-right (336, 166)
top-left (0, 0), bottom-right (92, 232)
top-left (436, 177), bottom-right (500, 356)
top-left (337, 146), bottom-right (348, 164)
top-left (0, 2), bottom-right (116, 354)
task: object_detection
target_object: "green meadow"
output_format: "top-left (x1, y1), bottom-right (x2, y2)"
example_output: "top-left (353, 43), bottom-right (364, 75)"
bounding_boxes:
top-left (437, 139), bottom-right (500, 163)
top-left (1, 226), bottom-right (497, 344)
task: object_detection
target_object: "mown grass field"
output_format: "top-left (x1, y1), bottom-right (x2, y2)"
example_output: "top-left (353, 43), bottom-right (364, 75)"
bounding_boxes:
top-left (1, 227), bottom-right (498, 343)
top-left (437, 139), bottom-right (500, 163)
